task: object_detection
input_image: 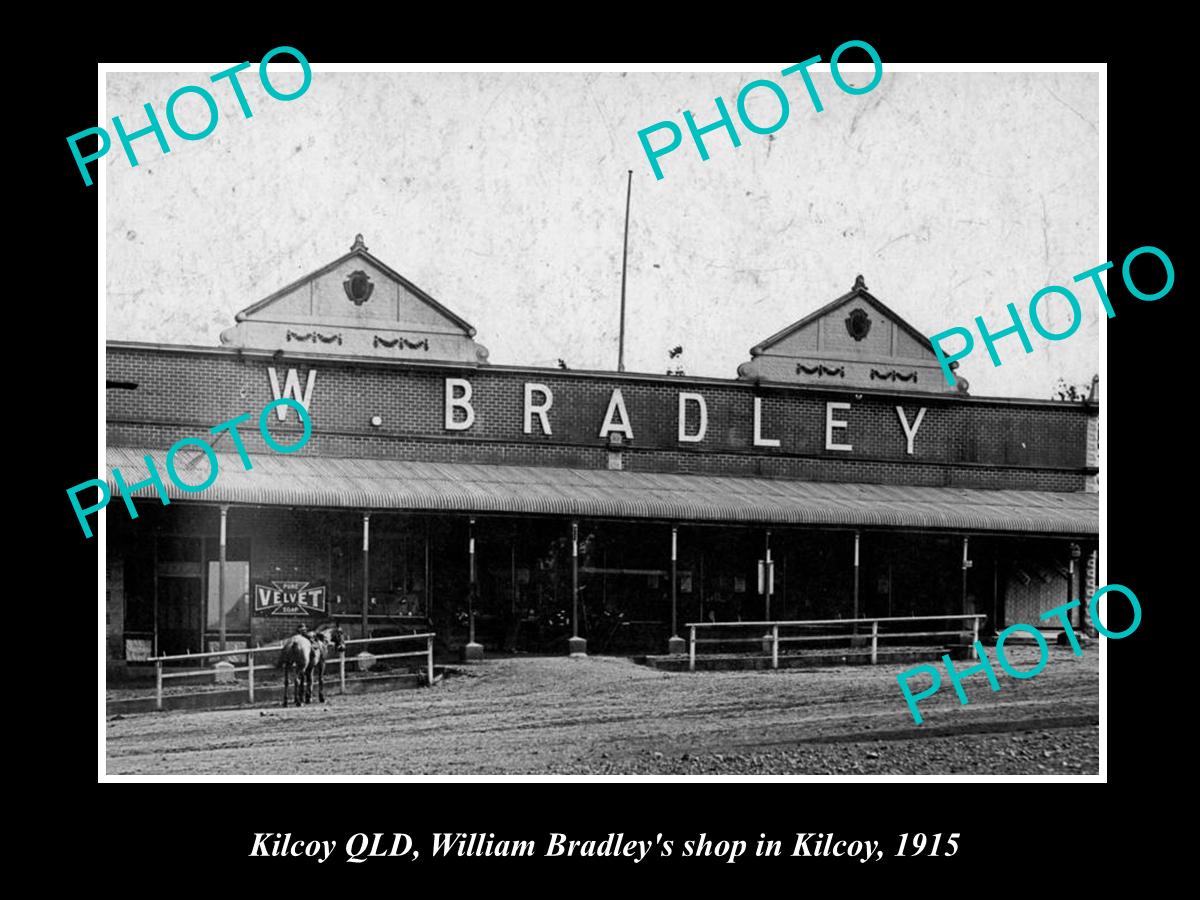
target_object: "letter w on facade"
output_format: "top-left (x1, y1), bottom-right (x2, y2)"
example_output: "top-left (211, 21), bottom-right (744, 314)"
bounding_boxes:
top-left (267, 368), bottom-right (316, 422)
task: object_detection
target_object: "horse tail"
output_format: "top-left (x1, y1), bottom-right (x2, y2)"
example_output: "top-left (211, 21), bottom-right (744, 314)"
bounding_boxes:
top-left (277, 637), bottom-right (296, 670)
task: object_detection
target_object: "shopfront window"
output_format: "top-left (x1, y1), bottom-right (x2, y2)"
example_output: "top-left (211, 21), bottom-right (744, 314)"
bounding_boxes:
top-left (204, 537), bottom-right (252, 632)
top-left (370, 534), bottom-right (427, 617)
top-left (329, 526), bottom-right (429, 622)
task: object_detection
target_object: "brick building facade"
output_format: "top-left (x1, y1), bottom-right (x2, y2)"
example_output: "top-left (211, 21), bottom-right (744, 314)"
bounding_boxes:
top-left (101, 237), bottom-right (1099, 666)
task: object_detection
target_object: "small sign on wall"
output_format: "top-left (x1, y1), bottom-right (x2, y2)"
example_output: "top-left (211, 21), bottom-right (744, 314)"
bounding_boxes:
top-left (254, 581), bottom-right (327, 616)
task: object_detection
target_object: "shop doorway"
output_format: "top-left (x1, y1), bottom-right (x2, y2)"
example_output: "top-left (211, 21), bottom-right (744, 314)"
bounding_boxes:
top-left (157, 575), bottom-right (203, 657)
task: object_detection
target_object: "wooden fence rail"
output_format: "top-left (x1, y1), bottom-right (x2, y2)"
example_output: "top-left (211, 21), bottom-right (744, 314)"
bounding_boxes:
top-left (685, 615), bottom-right (986, 671)
top-left (148, 633), bottom-right (437, 711)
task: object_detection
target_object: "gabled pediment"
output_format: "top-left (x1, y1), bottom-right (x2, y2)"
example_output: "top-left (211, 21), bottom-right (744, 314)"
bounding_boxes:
top-left (236, 234), bottom-right (475, 335)
top-left (739, 276), bottom-right (964, 393)
top-left (220, 235), bottom-right (488, 363)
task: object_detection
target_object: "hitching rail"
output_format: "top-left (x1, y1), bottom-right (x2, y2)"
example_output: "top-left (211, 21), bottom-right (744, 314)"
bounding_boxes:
top-left (685, 615), bottom-right (987, 672)
top-left (146, 633), bottom-right (437, 711)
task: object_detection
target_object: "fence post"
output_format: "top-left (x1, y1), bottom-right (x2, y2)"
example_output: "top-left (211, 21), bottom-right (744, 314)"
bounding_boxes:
top-left (155, 660), bottom-right (163, 711)
top-left (772, 624), bottom-right (779, 669)
top-left (870, 619), bottom-right (878, 665)
top-left (247, 648), bottom-right (255, 704)
top-left (340, 649), bottom-right (347, 695)
top-left (971, 616), bottom-right (980, 660)
top-left (426, 635), bottom-right (435, 687)
top-left (688, 625), bottom-right (696, 672)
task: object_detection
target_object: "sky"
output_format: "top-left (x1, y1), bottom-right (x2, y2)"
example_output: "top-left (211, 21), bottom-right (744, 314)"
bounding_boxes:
top-left (104, 66), bottom-right (1100, 399)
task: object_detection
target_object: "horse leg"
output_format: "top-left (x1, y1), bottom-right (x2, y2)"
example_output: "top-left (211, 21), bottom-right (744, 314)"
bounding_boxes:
top-left (304, 666), bottom-right (313, 704)
top-left (317, 661), bottom-right (325, 703)
top-left (299, 667), bottom-right (308, 705)
top-left (281, 662), bottom-right (289, 707)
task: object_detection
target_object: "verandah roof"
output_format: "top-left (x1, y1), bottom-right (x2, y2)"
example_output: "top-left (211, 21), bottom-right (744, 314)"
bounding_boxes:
top-left (105, 447), bottom-right (1098, 536)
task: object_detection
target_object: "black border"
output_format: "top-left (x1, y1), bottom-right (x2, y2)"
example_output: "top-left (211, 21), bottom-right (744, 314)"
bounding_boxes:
top-left (46, 20), bottom-right (1177, 883)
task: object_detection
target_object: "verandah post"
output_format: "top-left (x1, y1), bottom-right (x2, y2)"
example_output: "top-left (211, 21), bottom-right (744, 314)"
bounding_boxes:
top-left (852, 531), bottom-right (861, 635)
top-left (218, 504), bottom-right (229, 651)
top-left (962, 535), bottom-right (971, 615)
top-left (464, 517), bottom-right (483, 660)
top-left (468, 517), bottom-right (476, 645)
top-left (568, 521), bottom-right (587, 657)
top-left (427, 635), bottom-right (435, 687)
top-left (358, 512), bottom-right (375, 674)
top-left (667, 526), bottom-right (686, 655)
top-left (361, 513), bottom-right (371, 638)
top-left (671, 526), bottom-right (678, 636)
top-left (571, 521), bottom-right (578, 639)
top-left (764, 530), bottom-right (772, 620)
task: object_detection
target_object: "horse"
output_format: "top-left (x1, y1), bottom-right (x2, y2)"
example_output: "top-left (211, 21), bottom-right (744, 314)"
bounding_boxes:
top-left (279, 623), bottom-right (347, 707)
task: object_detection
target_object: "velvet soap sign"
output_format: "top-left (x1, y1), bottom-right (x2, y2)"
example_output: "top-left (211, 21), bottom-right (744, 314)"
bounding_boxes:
top-left (254, 580), bottom-right (327, 616)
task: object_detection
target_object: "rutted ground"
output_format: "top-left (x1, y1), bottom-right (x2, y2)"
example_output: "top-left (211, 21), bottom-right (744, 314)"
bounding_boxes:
top-left (104, 647), bottom-right (1099, 775)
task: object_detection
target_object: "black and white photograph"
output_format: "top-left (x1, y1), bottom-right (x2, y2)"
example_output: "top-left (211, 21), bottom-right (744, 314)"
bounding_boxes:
top-left (96, 61), bottom-right (1103, 777)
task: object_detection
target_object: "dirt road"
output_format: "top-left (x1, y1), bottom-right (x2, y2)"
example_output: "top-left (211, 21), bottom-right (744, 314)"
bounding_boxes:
top-left (105, 647), bottom-right (1100, 775)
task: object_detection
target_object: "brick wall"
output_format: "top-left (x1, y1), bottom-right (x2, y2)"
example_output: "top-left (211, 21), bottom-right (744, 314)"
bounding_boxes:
top-left (107, 344), bottom-right (1095, 491)
top-left (229, 509), bottom-right (339, 647)
top-left (1085, 549), bottom-right (1098, 636)
top-left (1085, 407), bottom-right (1100, 493)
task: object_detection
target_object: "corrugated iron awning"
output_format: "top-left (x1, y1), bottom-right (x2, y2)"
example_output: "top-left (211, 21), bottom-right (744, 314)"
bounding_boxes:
top-left (105, 447), bottom-right (1098, 535)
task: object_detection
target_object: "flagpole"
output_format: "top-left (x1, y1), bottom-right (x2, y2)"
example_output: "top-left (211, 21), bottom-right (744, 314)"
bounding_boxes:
top-left (618, 169), bottom-right (632, 372)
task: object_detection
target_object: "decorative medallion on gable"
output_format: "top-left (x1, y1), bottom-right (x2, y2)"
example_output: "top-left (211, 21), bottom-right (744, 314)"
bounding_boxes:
top-left (845, 307), bottom-right (871, 341)
top-left (343, 270), bottom-right (374, 306)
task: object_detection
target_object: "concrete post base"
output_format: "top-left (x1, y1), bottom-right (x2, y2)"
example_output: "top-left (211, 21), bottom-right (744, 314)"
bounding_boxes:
top-left (761, 634), bottom-right (775, 653)
top-left (212, 660), bottom-right (236, 683)
top-left (568, 636), bottom-right (587, 657)
top-left (356, 651), bottom-right (375, 672)
top-left (462, 642), bottom-right (485, 661)
top-left (668, 635), bottom-right (687, 656)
